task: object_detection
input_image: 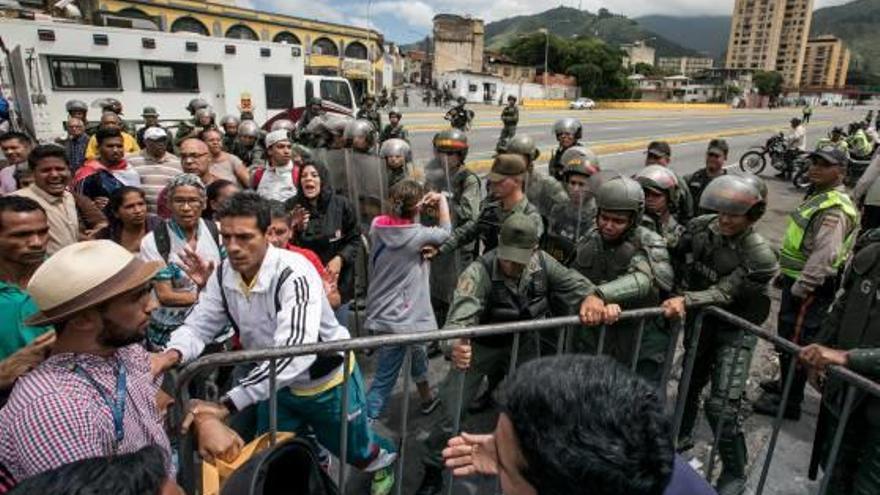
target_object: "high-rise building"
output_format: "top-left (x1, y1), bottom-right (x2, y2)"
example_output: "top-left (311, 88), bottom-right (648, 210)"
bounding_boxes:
top-left (801, 35), bottom-right (850, 88)
top-left (657, 57), bottom-right (714, 76)
top-left (725, 0), bottom-right (814, 88)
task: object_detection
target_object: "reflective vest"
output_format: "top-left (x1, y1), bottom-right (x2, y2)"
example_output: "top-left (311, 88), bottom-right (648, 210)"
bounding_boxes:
top-left (780, 189), bottom-right (858, 278)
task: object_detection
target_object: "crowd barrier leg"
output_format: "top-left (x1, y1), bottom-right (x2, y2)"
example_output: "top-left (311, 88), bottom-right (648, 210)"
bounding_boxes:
top-left (630, 320), bottom-right (646, 372)
top-left (755, 354), bottom-right (798, 494)
top-left (508, 333), bottom-right (521, 377)
top-left (338, 351), bottom-right (353, 493)
top-left (556, 327), bottom-right (567, 356)
top-left (817, 386), bottom-right (857, 495)
top-left (268, 359), bottom-right (277, 446)
top-left (445, 371), bottom-right (467, 495)
top-left (659, 318), bottom-right (683, 403)
top-left (596, 325), bottom-right (607, 356)
top-left (672, 311), bottom-right (704, 442)
top-left (395, 347), bottom-right (413, 495)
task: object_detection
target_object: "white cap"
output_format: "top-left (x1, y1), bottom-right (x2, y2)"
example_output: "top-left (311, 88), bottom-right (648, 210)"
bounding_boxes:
top-left (144, 127), bottom-right (168, 141)
top-left (265, 129), bottom-right (290, 148)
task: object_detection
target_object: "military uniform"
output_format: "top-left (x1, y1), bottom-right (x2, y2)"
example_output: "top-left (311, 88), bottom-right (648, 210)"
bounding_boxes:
top-left (498, 102), bottom-right (519, 146)
top-left (811, 228), bottom-right (880, 495)
top-left (526, 171), bottom-right (568, 220)
top-left (379, 123), bottom-right (408, 143)
top-left (675, 213), bottom-right (778, 493)
top-left (234, 142), bottom-right (266, 170)
top-left (545, 198), bottom-right (596, 262)
top-left (644, 214), bottom-right (686, 256)
top-left (548, 142), bottom-right (583, 181)
top-left (446, 104), bottom-right (471, 131)
top-left (174, 120), bottom-right (198, 147)
top-left (356, 105), bottom-right (382, 134)
top-left (684, 168), bottom-right (726, 215)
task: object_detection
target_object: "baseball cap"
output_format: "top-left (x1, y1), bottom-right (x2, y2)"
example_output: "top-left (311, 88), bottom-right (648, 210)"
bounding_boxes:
top-left (647, 141), bottom-right (671, 159)
top-left (488, 154), bottom-right (527, 182)
top-left (498, 213), bottom-right (538, 265)
top-left (707, 138), bottom-right (729, 156)
top-left (144, 127), bottom-right (167, 141)
top-left (809, 146), bottom-right (848, 166)
top-left (141, 106), bottom-right (159, 117)
top-left (265, 129), bottom-right (291, 148)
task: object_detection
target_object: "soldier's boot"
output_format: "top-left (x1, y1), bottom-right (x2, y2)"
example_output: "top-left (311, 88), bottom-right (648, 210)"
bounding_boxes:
top-left (715, 432), bottom-right (748, 495)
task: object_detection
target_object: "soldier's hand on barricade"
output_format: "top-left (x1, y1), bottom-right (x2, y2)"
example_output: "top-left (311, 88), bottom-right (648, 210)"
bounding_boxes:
top-left (579, 295), bottom-right (606, 326)
top-left (194, 415), bottom-right (244, 464)
top-left (661, 297), bottom-right (687, 319)
top-left (603, 304), bottom-right (622, 325)
top-left (451, 339), bottom-right (472, 370)
top-left (443, 432), bottom-right (498, 477)
top-left (799, 344), bottom-right (849, 370)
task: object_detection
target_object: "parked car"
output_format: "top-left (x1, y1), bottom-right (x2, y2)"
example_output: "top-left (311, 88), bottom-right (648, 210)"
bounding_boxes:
top-left (569, 97), bottom-right (596, 110)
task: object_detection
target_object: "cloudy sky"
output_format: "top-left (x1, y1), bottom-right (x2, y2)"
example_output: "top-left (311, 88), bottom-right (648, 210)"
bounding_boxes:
top-left (242, 0), bottom-right (853, 44)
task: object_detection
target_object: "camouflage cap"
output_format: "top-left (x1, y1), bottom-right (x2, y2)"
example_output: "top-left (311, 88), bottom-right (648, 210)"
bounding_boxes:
top-left (488, 154), bottom-right (527, 182)
top-left (498, 213), bottom-right (538, 265)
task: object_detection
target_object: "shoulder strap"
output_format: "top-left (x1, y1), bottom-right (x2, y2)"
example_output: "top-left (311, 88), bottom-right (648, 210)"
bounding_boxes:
top-left (216, 261), bottom-right (240, 335)
top-left (155, 221), bottom-right (171, 263)
top-left (203, 219), bottom-right (221, 250)
top-left (253, 167), bottom-right (264, 188)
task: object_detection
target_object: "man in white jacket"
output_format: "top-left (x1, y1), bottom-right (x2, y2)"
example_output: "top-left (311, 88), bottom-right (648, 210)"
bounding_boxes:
top-left (152, 191), bottom-right (397, 495)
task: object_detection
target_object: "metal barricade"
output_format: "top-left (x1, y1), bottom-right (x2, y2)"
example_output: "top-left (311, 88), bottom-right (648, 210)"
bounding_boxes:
top-left (171, 305), bottom-right (880, 495)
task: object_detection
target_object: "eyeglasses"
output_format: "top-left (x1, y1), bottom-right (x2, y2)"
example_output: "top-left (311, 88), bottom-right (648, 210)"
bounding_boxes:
top-left (180, 152), bottom-right (208, 161)
top-left (171, 198), bottom-right (203, 208)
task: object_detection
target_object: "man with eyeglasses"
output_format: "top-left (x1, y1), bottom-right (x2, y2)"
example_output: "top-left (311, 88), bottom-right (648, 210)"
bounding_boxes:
top-left (139, 173), bottom-right (222, 348)
top-left (684, 139), bottom-right (729, 214)
top-left (157, 139), bottom-right (217, 218)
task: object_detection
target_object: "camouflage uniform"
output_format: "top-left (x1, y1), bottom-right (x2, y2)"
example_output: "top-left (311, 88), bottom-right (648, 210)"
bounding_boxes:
top-left (379, 124), bottom-right (408, 143)
top-left (356, 103), bottom-right (382, 134)
top-left (498, 101), bottom-right (519, 146)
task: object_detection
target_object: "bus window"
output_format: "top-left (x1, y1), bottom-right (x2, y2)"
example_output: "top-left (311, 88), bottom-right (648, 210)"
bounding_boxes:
top-left (319, 80), bottom-right (353, 110)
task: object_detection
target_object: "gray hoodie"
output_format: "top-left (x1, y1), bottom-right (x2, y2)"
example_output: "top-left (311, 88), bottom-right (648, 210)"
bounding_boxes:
top-left (365, 218), bottom-right (451, 333)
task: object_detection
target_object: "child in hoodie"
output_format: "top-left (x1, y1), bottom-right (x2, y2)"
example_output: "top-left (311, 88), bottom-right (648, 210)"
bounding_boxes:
top-left (365, 179), bottom-right (451, 420)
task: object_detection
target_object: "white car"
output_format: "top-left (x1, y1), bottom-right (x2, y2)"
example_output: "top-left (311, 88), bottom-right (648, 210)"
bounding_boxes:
top-left (569, 97), bottom-right (596, 110)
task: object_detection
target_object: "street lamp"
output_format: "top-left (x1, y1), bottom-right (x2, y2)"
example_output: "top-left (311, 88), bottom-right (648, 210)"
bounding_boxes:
top-left (539, 28), bottom-right (549, 89)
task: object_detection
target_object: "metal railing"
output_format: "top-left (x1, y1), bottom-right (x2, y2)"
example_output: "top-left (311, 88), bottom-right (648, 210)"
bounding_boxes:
top-left (171, 305), bottom-right (880, 495)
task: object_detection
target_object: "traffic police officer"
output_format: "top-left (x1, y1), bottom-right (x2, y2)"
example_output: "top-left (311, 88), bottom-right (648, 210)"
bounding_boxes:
top-left (415, 213), bottom-right (598, 495)
top-left (755, 146), bottom-right (858, 420)
top-left (497, 95), bottom-right (519, 148)
top-left (800, 177), bottom-right (880, 495)
top-left (571, 176), bottom-right (675, 382)
top-left (548, 118), bottom-right (584, 181)
top-left (663, 174), bottom-right (779, 495)
top-left (545, 146), bottom-right (602, 262)
top-left (502, 134), bottom-right (567, 221)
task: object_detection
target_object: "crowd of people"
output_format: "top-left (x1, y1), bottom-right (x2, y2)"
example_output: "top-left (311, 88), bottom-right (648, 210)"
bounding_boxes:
top-left (0, 93), bottom-right (878, 495)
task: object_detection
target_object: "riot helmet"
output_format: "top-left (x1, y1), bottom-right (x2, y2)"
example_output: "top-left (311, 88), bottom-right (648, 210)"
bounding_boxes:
top-left (503, 134), bottom-right (540, 163)
top-left (187, 98), bottom-right (210, 115)
top-left (238, 120), bottom-right (261, 138)
top-left (699, 174), bottom-right (765, 218)
top-left (271, 119), bottom-right (296, 132)
top-left (432, 129), bottom-right (469, 159)
top-left (65, 99), bottom-right (88, 115)
top-left (553, 118), bottom-right (583, 141)
top-left (596, 176), bottom-right (645, 227)
top-left (380, 138), bottom-right (411, 161)
top-left (560, 146), bottom-right (600, 178)
top-left (635, 164), bottom-right (680, 208)
top-left (344, 119), bottom-right (376, 149)
top-left (220, 114), bottom-right (241, 127)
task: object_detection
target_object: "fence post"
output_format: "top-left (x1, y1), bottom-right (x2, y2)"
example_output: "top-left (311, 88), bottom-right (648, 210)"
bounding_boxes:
top-left (338, 351), bottom-right (353, 493)
top-left (508, 332), bottom-right (521, 378)
top-left (596, 325), bottom-right (607, 356)
top-left (755, 353), bottom-right (799, 495)
top-left (395, 347), bottom-right (414, 495)
top-left (445, 370), bottom-right (467, 495)
top-left (659, 318), bottom-right (683, 403)
top-left (817, 385), bottom-right (857, 495)
top-left (268, 358), bottom-right (277, 446)
top-left (672, 311), bottom-right (703, 442)
top-left (630, 319), bottom-right (645, 372)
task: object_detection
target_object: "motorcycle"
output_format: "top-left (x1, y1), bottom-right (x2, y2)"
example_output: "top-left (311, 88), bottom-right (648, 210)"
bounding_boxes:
top-left (739, 132), bottom-right (790, 175)
top-left (790, 153), bottom-right (815, 190)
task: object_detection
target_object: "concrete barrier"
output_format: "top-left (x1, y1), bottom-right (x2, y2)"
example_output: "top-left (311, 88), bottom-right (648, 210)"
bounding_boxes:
top-left (597, 101), bottom-right (732, 111)
top-left (521, 99), bottom-right (571, 109)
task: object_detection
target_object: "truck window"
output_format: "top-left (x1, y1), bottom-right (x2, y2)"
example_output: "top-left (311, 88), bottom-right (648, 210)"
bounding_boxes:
top-left (319, 80), bottom-right (353, 109)
top-left (265, 75), bottom-right (294, 110)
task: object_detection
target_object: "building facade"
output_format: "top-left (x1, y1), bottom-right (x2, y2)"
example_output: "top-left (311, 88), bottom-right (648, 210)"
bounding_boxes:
top-left (85, 0), bottom-right (386, 96)
top-left (656, 57), bottom-right (714, 76)
top-left (484, 52), bottom-right (537, 84)
top-left (432, 14), bottom-right (484, 81)
top-left (801, 35), bottom-right (850, 88)
top-left (725, 0), bottom-right (813, 88)
top-left (403, 50), bottom-right (431, 85)
top-left (621, 41), bottom-right (656, 68)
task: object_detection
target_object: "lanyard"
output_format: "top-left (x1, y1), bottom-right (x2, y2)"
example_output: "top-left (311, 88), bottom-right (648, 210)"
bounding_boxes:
top-left (74, 360), bottom-right (127, 450)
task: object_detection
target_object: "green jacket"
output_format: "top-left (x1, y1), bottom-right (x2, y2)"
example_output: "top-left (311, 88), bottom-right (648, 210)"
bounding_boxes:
top-left (526, 172), bottom-right (569, 219)
top-left (501, 105), bottom-right (519, 126)
top-left (440, 195), bottom-right (541, 255)
top-left (0, 281), bottom-right (52, 361)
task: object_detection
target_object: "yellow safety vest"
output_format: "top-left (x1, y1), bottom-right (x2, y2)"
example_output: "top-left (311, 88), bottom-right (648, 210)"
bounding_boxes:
top-left (780, 189), bottom-right (858, 278)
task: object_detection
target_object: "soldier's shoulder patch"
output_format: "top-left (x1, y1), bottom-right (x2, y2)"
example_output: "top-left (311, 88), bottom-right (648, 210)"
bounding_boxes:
top-left (456, 277), bottom-right (476, 296)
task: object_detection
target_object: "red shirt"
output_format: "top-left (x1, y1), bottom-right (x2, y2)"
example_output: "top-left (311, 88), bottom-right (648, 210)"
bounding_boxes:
top-left (285, 244), bottom-right (326, 276)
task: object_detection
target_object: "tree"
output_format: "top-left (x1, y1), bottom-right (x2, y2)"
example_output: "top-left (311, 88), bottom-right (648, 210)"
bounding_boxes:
top-left (753, 70), bottom-right (784, 98)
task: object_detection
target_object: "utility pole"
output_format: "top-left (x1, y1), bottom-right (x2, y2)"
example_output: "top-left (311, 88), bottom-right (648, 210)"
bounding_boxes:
top-left (539, 28), bottom-right (549, 91)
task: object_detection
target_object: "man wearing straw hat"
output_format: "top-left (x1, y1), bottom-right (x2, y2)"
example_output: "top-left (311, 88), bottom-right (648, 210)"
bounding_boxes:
top-left (0, 240), bottom-right (242, 485)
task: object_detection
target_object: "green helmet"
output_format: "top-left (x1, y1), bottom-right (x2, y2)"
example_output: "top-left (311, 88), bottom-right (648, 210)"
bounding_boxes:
top-left (65, 99), bottom-right (88, 114)
top-left (560, 146), bottom-right (600, 178)
top-left (433, 129), bottom-right (469, 158)
top-left (553, 118), bottom-right (583, 140)
top-left (635, 164), bottom-right (680, 206)
top-left (864, 176), bottom-right (880, 207)
top-left (503, 134), bottom-right (539, 162)
top-left (194, 107), bottom-right (215, 122)
top-left (596, 176), bottom-right (645, 225)
top-left (220, 114), bottom-right (240, 127)
top-left (737, 173), bottom-right (768, 201)
top-left (699, 175), bottom-right (763, 215)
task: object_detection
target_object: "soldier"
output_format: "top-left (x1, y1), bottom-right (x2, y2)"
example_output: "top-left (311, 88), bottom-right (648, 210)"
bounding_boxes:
top-left (379, 88), bottom-right (389, 109)
top-left (445, 97), bottom-right (472, 132)
top-left (548, 118), bottom-right (584, 181)
top-left (233, 120), bottom-right (265, 170)
top-left (97, 98), bottom-right (136, 136)
top-left (502, 134), bottom-right (566, 221)
top-left (356, 94), bottom-right (382, 133)
top-left (663, 174), bottom-right (779, 495)
top-left (379, 138), bottom-right (413, 189)
top-left (644, 140), bottom-right (695, 222)
top-left (684, 139), bottom-right (729, 212)
top-left (415, 213), bottom-right (599, 495)
top-left (636, 164), bottom-right (687, 248)
top-left (403, 88), bottom-right (410, 107)
top-left (754, 146), bottom-right (858, 421)
top-left (497, 95), bottom-right (519, 149)
top-left (423, 129), bottom-right (481, 326)
top-left (295, 97), bottom-right (325, 148)
top-left (135, 107), bottom-right (169, 149)
top-left (422, 88), bottom-right (432, 107)
top-left (569, 177), bottom-right (675, 382)
top-left (270, 118), bottom-right (296, 142)
top-left (390, 88), bottom-right (399, 107)
top-left (219, 114), bottom-right (240, 152)
top-left (433, 89), bottom-right (443, 108)
top-left (174, 97), bottom-right (210, 146)
top-left (799, 177), bottom-right (880, 495)
top-left (379, 107), bottom-right (409, 143)
top-left (64, 99), bottom-right (94, 135)
top-left (545, 146), bottom-right (603, 262)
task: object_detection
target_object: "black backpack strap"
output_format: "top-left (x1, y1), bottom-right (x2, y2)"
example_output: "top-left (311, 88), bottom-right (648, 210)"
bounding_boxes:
top-left (154, 221), bottom-right (171, 263)
top-left (216, 261), bottom-right (240, 335)
top-left (202, 219), bottom-right (221, 250)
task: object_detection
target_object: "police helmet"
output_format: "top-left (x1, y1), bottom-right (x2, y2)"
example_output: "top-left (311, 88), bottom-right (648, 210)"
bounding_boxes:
top-left (220, 114), bottom-right (241, 127)
top-left (432, 129), bottom-right (469, 158)
top-left (502, 134), bottom-right (540, 162)
top-left (194, 107), bottom-right (216, 123)
top-left (100, 98), bottom-right (123, 114)
top-left (344, 119), bottom-right (376, 147)
top-left (379, 138), bottom-right (412, 162)
top-left (635, 165), bottom-right (680, 205)
top-left (737, 173), bottom-right (769, 202)
top-left (238, 120), bottom-right (261, 138)
top-left (65, 99), bottom-right (88, 114)
top-left (699, 175), bottom-right (764, 217)
top-left (560, 146), bottom-right (600, 178)
top-left (596, 176), bottom-right (645, 225)
top-left (553, 118), bottom-right (583, 140)
top-left (187, 98), bottom-right (210, 114)
top-left (270, 119), bottom-right (296, 132)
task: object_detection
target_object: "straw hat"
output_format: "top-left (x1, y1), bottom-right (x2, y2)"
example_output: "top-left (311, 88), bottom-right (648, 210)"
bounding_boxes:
top-left (26, 240), bottom-right (163, 326)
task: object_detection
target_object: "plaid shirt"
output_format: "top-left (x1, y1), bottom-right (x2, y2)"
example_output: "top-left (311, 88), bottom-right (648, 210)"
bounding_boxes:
top-left (0, 344), bottom-right (173, 483)
top-left (64, 134), bottom-right (89, 173)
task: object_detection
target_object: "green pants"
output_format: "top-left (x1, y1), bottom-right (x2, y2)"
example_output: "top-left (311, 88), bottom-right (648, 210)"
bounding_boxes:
top-left (256, 365), bottom-right (396, 472)
top-left (422, 337), bottom-right (535, 468)
top-left (572, 317), bottom-right (671, 384)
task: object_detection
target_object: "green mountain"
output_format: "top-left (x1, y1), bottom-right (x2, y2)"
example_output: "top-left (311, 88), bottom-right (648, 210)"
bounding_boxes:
top-left (810, 0), bottom-right (880, 84)
top-left (483, 7), bottom-right (701, 58)
top-left (635, 15), bottom-right (731, 61)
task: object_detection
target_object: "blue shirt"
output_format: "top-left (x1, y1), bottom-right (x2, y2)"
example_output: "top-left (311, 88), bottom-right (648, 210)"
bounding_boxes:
top-left (664, 456), bottom-right (717, 495)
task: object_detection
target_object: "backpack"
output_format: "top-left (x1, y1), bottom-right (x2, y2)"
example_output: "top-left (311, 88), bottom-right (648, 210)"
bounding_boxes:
top-left (153, 219), bottom-right (220, 263)
top-left (220, 437), bottom-right (339, 495)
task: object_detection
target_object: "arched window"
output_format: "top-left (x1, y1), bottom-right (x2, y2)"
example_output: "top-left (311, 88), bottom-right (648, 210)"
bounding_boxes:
top-left (170, 16), bottom-right (209, 36)
top-left (312, 37), bottom-right (339, 56)
top-left (225, 24), bottom-right (259, 40)
top-left (273, 31), bottom-right (301, 45)
top-left (115, 7), bottom-right (159, 30)
top-left (344, 41), bottom-right (368, 60)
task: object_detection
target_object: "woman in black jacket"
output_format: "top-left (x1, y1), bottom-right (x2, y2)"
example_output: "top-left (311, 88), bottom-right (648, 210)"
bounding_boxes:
top-left (287, 161), bottom-right (362, 327)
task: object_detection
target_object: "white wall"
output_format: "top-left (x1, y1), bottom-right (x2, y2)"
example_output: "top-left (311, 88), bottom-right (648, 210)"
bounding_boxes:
top-left (2, 19), bottom-right (305, 141)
